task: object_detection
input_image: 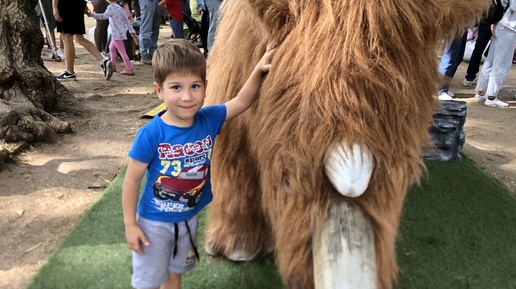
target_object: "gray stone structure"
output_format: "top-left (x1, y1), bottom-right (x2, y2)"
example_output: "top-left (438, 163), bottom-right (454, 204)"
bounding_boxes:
top-left (423, 100), bottom-right (467, 161)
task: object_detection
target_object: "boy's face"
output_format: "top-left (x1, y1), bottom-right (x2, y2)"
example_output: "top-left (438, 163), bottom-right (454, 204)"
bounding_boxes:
top-left (154, 72), bottom-right (207, 127)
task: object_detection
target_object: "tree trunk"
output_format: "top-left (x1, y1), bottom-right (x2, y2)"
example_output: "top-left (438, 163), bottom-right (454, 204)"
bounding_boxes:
top-left (0, 0), bottom-right (86, 163)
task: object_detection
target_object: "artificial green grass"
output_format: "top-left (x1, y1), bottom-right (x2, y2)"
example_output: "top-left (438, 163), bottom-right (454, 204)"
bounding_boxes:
top-left (396, 159), bottom-right (516, 289)
top-left (27, 157), bottom-right (516, 289)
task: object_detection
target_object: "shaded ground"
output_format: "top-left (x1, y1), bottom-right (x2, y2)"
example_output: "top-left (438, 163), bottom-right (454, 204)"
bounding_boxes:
top-left (1, 19), bottom-right (516, 289)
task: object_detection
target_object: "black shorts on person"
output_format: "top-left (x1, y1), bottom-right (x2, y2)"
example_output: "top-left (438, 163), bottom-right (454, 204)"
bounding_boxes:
top-left (56, 0), bottom-right (87, 35)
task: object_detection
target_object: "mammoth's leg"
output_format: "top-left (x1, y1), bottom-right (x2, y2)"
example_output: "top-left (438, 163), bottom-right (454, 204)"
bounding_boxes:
top-left (204, 123), bottom-right (273, 261)
top-left (264, 187), bottom-right (330, 289)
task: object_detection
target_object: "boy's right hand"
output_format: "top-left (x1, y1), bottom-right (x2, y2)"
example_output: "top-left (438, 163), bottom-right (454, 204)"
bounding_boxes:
top-left (255, 43), bottom-right (277, 74)
top-left (125, 223), bottom-right (150, 255)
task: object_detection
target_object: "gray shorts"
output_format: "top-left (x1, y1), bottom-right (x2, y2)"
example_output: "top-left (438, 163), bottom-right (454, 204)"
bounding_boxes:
top-left (131, 215), bottom-right (198, 289)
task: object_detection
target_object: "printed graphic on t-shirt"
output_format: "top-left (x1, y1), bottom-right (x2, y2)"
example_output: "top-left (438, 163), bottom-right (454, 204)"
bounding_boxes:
top-left (157, 136), bottom-right (213, 163)
top-left (152, 164), bottom-right (209, 212)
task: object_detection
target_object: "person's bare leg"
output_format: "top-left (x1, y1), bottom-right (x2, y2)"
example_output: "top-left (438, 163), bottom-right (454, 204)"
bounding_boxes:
top-left (45, 31), bottom-right (57, 50)
top-left (74, 34), bottom-right (103, 61)
top-left (161, 273), bottom-right (181, 289)
top-left (60, 34), bottom-right (64, 50)
top-left (61, 33), bottom-right (75, 72)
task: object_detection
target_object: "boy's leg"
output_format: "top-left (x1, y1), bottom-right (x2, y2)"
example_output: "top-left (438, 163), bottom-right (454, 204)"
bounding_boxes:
top-left (160, 273), bottom-right (181, 289)
top-left (132, 216), bottom-right (198, 289)
top-left (132, 217), bottom-right (173, 289)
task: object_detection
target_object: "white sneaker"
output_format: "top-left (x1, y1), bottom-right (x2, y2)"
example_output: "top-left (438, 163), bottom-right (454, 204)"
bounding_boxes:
top-left (485, 97), bottom-right (509, 107)
top-left (438, 93), bottom-right (453, 101)
top-left (57, 49), bottom-right (65, 60)
top-left (474, 94), bottom-right (487, 102)
top-left (463, 79), bottom-right (476, 87)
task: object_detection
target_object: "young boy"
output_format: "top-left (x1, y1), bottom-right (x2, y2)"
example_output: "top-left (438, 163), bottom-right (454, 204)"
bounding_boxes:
top-left (122, 39), bottom-right (274, 289)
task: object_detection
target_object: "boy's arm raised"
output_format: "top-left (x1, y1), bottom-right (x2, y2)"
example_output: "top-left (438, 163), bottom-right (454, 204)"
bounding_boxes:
top-left (122, 158), bottom-right (150, 255)
top-left (224, 47), bottom-right (275, 121)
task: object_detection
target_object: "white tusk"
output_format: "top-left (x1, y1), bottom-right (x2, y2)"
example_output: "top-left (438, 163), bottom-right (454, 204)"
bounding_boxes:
top-left (313, 202), bottom-right (377, 289)
top-left (324, 142), bottom-right (374, 198)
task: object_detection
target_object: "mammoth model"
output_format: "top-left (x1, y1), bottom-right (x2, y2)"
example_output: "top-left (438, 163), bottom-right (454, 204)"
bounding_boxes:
top-left (203, 0), bottom-right (488, 288)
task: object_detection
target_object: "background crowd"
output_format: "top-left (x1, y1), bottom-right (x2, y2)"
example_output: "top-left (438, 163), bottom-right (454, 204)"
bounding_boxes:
top-left (38, 0), bottom-right (516, 108)
top-left (37, 0), bottom-right (221, 80)
top-left (437, 0), bottom-right (516, 108)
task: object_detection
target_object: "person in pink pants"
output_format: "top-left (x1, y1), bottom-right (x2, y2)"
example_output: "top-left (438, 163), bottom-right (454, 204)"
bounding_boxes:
top-left (92, 0), bottom-right (137, 75)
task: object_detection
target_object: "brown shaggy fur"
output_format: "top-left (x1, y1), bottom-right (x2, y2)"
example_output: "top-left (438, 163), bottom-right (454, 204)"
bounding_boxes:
top-left (204, 0), bottom-right (489, 288)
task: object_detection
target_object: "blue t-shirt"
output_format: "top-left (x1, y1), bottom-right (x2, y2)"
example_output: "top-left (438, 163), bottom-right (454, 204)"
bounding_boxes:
top-left (129, 104), bottom-right (226, 223)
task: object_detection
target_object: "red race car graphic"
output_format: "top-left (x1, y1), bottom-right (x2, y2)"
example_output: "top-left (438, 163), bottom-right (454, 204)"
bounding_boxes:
top-left (152, 165), bottom-right (208, 207)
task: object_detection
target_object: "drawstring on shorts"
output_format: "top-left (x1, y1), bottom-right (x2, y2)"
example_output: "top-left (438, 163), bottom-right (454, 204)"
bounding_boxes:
top-left (172, 221), bottom-right (200, 261)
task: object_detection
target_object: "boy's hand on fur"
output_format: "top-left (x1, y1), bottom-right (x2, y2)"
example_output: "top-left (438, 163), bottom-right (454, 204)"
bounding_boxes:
top-left (125, 223), bottom-right (150, 255)
top-left (256, 46), bottom-right (276, 73)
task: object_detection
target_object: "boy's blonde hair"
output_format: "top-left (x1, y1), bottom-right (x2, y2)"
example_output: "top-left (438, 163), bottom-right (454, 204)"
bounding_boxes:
top-left (152, 39), bottom-right (206, 86)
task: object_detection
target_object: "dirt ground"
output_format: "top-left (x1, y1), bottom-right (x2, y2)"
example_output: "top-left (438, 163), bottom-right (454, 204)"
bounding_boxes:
top-left (1, 18), bottom-right (516, 289)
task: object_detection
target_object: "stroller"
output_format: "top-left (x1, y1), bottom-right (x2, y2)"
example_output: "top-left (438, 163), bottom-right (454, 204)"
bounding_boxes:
top-left (38, 0), bottom-right (62, 62)
top-left (182, 9), bottom-right (208, 57)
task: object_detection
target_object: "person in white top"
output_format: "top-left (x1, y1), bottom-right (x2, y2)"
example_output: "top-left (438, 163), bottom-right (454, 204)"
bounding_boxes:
top-left (92, 0), bottom-right (137, 75)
